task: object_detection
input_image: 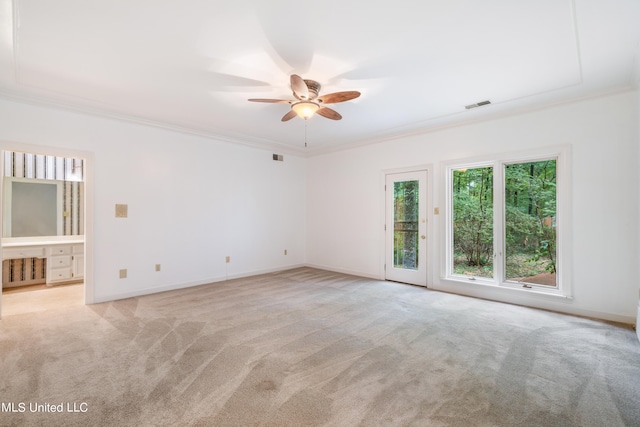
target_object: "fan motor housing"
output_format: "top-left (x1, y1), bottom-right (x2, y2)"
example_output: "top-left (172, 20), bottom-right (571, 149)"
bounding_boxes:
top-left (301, 79), bottom-right (321, 100)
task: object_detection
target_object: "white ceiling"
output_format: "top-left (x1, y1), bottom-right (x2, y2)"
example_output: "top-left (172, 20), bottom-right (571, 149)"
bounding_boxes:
top-left (0, 0), bottom-right (638, 155)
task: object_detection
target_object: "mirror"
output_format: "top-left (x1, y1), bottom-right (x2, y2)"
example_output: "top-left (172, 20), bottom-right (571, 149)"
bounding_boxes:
top-left (3, 177), bottom-right (83, 238)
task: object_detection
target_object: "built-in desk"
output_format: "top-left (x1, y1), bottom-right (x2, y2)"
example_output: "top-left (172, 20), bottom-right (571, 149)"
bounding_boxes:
top-left (2, 237), bottom-right (84, 286)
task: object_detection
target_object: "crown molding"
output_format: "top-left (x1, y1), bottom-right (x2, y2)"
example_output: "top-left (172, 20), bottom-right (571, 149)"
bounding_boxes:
top-left (0, 87), bottom-right (310, 157)
top-left (0, 83), bottom-right (636, 159)
top-left (306, 86), bottom-right (637, 157)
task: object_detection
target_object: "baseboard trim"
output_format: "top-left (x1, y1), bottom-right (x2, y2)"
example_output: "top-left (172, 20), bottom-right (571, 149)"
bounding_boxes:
top-left (92, 264), bottom-right (306, 304)
top-left (303, 263), bottom-right (381, 280)
top-left (431, 281), bottom-right (636, 325)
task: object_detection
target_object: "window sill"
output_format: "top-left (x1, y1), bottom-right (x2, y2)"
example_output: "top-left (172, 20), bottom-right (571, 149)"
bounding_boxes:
top-left (440, 276), bottom-right (573, 301)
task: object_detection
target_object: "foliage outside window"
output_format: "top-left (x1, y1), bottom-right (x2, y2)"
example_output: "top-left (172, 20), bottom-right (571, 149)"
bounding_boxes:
top-left (394, 180), bottom-right (419, 270)
top-left (504, 161), bottom-right (557, 286)
top-left (453, 167), bottom-right (494, 278)
top-left (446, 151), bottom-right (565, 295)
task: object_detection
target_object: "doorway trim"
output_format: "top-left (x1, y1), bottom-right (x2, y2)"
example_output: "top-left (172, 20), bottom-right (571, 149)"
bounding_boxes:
top-left (381, 164), bottom-right (434, 287)
top-left (0, 141), bottom-right (94, 319)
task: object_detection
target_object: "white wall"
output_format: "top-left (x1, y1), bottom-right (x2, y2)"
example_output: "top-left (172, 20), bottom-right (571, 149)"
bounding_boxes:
top-left (307, 91), bottom-right (639, 324)
top-left (0, 98), bottom-right (306, 303)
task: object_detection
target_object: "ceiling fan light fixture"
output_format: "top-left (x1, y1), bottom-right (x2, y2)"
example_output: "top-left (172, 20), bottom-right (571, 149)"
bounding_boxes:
top-left (292, 101), bottom-right (319, 119)
top-left (249, 75), bottom-right (358, 122)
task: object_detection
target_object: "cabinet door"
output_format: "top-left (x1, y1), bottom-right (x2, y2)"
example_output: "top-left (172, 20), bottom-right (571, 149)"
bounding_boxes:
top-left (72, 254), bottom-right (85, 279)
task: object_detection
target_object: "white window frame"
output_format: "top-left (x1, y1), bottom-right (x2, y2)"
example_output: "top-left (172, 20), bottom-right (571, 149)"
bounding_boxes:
top-left (442, 145), bottom-right (571, 298)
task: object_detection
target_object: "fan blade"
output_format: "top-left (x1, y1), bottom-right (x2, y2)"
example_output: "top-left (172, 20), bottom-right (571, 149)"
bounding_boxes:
top-left (317, 91), bottom-right (361, 104)
top-left (290, 74), bottom-right (309, 100)
top-left (281, 110), bottom-right (297, 122)
top-left (317, 107), bottom-right (342, 120)
top-left (248, 98), bottom-right (292, 104)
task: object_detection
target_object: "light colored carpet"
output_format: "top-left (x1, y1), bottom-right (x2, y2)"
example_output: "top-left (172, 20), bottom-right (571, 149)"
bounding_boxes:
top-left (0, 267), bottom-right (638, 426)
top-left (2, 283), bottom-right (83, 316)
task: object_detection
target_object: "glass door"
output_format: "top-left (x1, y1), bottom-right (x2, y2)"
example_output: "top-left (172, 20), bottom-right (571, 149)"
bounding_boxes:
top-left (385, 171), bottom-right (427, 286)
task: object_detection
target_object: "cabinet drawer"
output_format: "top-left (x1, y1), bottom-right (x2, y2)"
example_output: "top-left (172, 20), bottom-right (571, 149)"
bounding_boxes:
top-left (49, 255), bottom-right (72, 268)
top-left (48, 267), bottom-right (73, 283)
top-left (3, 247), bottom-right (45, 259)
top-left (72, 244), bottom-right (84, 255)
top-left (49, 246), bottom-right (72, 256)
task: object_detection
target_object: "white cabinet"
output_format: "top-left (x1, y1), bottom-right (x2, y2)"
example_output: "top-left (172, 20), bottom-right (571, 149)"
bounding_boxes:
top-left (2, 240), bottom-right (84, 286)
top-left (47, 244), bottom-right (84, 284)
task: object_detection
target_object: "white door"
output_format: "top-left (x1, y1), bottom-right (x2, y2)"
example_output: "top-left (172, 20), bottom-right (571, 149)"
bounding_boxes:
top-left (385, 171), bottom-right (427, 286)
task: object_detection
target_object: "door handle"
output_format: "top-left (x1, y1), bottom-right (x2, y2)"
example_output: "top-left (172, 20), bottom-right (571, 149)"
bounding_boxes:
top-left (420, 235), bottom-right (426, 239)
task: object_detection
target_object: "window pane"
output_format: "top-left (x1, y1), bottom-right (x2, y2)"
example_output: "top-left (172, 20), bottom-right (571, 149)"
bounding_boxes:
top-left (394, 180), bottom-right (419, 269)
top-left (504, 160), bottom-right (557, 286)
top-left (452, 167), bottom-right (494, 278)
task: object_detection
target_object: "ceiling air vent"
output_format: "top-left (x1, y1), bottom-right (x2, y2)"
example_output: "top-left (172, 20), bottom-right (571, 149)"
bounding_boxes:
top-left (465, 100), bottom-right (492, 110)
top-left (272, 154), bottom-right (284, 161)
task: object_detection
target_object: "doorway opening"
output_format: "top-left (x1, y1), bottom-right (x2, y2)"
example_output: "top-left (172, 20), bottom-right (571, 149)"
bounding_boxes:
top-left (385, 169), bottom-right (430, 287)
top-left (0, 148), bottom-right (89, 317)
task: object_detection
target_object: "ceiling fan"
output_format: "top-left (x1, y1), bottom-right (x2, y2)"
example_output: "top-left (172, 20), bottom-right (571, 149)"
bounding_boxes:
top-left (248, 74), bottom-right (360, 121)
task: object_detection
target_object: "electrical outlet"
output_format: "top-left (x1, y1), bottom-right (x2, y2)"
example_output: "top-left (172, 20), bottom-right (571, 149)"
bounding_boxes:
top-left (155, 264), bottom-right (161, 272)
top-left (115, 204), bottom-right (128, 218)
top-left (225, 256), bottom-right (230, 263)
top-left (119, 269), bottom-right (127, 279)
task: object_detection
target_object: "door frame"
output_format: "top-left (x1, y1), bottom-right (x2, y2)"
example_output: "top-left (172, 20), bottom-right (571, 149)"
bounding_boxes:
top-left (381, 165), bottom-right (433, 287)
top-left (0, 141), bottom-right (94, 319)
